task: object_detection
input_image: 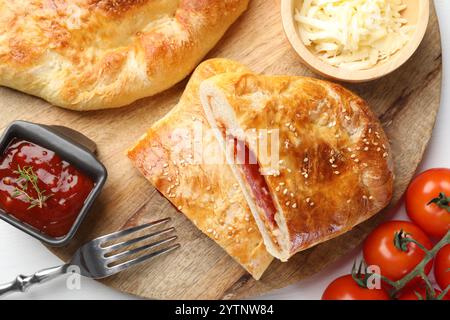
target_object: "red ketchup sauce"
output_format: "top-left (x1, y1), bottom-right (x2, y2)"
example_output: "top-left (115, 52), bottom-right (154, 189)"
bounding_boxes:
top-left (234, 138), bottom-right (278, 227)
top-left (0, 139), bottom-right (94, 237)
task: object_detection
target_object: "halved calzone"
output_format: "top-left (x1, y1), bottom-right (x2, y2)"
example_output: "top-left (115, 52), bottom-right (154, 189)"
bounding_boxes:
top-left (127, 59), bottom-right (273, 279)
top-left (200, 71), bottom-right (394, 261)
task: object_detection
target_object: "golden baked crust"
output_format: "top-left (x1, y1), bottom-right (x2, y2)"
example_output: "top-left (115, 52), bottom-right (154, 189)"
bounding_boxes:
top-left (0, 0), bottom-right (248, 110)
top-left (127, 59), bottom-right (273, 279)
top-left (200, 70), bottom-right (394, 260)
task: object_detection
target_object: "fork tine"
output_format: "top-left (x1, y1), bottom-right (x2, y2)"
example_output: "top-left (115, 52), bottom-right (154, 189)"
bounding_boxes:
top-left (103, 227), bottom-right (175, 252)
top-left (107, 243), bottom-right (180, 274)
top-left (106, 235), bottom-right (178, 265)
top-left (96, 218), bottom-right (171, 244)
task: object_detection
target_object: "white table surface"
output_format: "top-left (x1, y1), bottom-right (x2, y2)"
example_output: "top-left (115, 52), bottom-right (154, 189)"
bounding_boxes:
top-left (1, 0), bottom-right (449, 300)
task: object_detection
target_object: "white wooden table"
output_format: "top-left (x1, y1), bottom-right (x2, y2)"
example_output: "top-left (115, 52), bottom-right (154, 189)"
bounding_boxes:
top-left (1, 0), bottom-right (449, 300)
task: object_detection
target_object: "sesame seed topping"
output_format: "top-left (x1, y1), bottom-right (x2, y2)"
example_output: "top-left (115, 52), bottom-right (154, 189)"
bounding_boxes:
top-left (292, 203), bottom-right (297, 208)
top-left (283, 188), bottom-right (288, 195)
top-left (334, 171), bottom-right (340, 175)
top-left (284, 139), bottom-right (290, 149)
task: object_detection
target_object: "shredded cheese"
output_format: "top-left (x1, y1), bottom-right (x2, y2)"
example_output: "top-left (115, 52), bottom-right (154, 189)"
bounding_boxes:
top-left (295, 0), bottom-right (415, 70)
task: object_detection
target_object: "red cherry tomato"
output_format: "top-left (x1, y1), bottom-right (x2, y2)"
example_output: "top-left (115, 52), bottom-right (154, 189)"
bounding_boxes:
top-left (434, 244), bottom-right (450, 291)
top-left (322, 275), bottom-right (390, 300)
top-left (398, 286), bottom-right (448, 300)
top-left (405, 168), bottom-right (450, 238)
top-left (363, 221), bottom-right (433, 282)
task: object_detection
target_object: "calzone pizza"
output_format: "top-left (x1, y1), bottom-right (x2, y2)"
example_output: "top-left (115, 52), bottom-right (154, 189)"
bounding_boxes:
top-left (127, 59), bottom-right (273, 280)
top-left (200, 70), bottom-right (394, 261)
top-left (0, 0), bottom-right (248, 110)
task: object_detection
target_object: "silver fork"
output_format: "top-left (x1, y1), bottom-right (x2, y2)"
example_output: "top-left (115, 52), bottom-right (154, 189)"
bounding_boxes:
top-left (0, 218), bottom-right (179, 297)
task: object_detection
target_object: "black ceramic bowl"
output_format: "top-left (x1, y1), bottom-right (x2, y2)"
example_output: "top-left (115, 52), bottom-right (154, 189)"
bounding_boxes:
top-left (0, 120), bottom-right (107, 246)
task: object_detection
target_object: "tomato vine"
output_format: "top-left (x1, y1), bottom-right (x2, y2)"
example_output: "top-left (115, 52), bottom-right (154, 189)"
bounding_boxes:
top-left (353, 230), bottom-right (450, 299)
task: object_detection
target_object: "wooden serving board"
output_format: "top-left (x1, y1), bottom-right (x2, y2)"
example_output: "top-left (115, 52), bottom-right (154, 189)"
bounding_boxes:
top-left (0, 0), bottom-right (442, 299)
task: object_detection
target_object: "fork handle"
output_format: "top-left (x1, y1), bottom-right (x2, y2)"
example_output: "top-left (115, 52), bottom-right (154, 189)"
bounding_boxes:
top-left (0, 264), bottom-right (69, 297)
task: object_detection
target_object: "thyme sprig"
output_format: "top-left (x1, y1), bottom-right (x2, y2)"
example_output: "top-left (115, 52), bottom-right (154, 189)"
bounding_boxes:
top-left (12, 165), bottom-right (53, 209)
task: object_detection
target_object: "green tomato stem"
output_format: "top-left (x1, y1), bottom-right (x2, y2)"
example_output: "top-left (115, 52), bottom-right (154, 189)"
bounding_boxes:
top-left (390, 230), bottom-right (450, 297)
top-left (437, 285), bottom-right (450, 299)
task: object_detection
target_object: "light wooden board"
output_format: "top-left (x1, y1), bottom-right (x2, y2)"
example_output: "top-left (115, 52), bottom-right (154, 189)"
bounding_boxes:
top-left (0, 0), bottom-right (442, 299)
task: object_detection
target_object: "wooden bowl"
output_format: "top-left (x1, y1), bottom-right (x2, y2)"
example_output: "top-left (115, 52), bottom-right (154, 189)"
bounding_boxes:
top-left (281, 0), bottom-right (430, 82)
